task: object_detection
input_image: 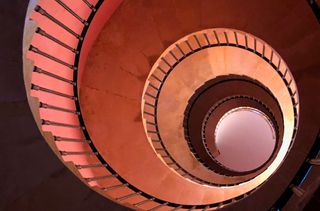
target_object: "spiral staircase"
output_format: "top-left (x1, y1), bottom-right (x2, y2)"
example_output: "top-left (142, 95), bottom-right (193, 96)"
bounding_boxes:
top-left (1, 0), bottom-right (320, 210)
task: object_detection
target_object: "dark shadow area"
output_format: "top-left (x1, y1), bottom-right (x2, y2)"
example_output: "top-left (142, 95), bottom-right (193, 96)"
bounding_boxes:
top-left (304, 188), bottom-right (320, 211)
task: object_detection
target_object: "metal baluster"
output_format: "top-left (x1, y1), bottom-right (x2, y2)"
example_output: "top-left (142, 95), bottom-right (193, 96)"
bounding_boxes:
top-left (116, 192), bottom-right (142, 202)
top-left (161, 57), bottom-right (172, 68)
top-left (203, 33), bottom-right (210, 46)
top-left (169, 51), bottom-right (179, 61)
top-left (31, 84), bottom-right (77, 100)
top-left (151, 139), bottom-right (161, 143)
top-left (148, 130), bottom-right (158, 134)
top-left (175, 43), bottom-right (186, 56)
top-left (185, 40), bottom-right (194, 52)
top-left (29, 45), bottom-right (76, 70)
top-left (36, 27), bottom-right (79, 54)
top-left (223, 32), bottom-right (229, 46)
top-left (33, 66), bottom-right (76, 85)
top-left (234, 31), bottom-right (239, 46)
top-left (145, 92), bottom-right (157, 100)
top-left (55, 0), bottom-right (88, 25)
top-left (60, 151), bottom-right (98, 156)
top-left (40, 102), bottom-right (79, 115)
top-left (157, 66), bottom-right (167, 75)
top-left (42, 119), bottom-right (84, 129)
top-left (283, 68), bottom-right (288, 79)
top-left (54, 136), bottom-right (91, 143)
top-left (150, 74), bottom-right (162, 83)
top-left (171, 205), bottom-right (182, 211)
top-left (150, 202), bottom-right (168, 211)
top-left (244, 34), bottom-right (248, 49)
top-left (269, 50), bottom-right (274, 64)
top-left (103, 183), bottom-right (129, 191)
top-left (277, 59), bottom-right (281, 72)
top-left (193, 35), bottom-right (202, 48)
top-left (146, 121), bottom-right (157, 126)
top-left (213, 30), bottom-right (220, 45)
top-left (82, 0), bottom-right (96, 11)
top-left (85, 174), bottom-right (117, 182)
top-left (76, 163), bottom-right (107, 169)
top-left (34, 5), bottom-right (82, 40)
top-left (143, 111), bottom-right (155, 117)
top-left (145, 102), bottom-right (156, 108)
top-left (134, 198), bottom-right (154, 206)
top-left (149, 83), bottom-right (160, 91)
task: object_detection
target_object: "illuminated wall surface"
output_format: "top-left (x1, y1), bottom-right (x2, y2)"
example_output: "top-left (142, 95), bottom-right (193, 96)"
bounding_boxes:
top-left (0, 0), bottom-right (320, 211)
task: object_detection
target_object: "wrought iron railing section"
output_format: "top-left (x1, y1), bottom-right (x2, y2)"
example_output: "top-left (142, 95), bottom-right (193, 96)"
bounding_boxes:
top-left (35, 27), bottom-right (80, 54)
top-left (29, 45), bottom-right (76, 70)
top-left (34, 5), bottom-right (83, 40)
top-left (142, 29), bottom-right (300, 189)
top-left (27, 1), bottom-right (307, 210)
top-left (33, 66), bottom-right (77, 86)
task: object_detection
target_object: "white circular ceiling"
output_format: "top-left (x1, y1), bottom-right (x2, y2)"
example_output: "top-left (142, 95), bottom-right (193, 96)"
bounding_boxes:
top-left (215, 107), bottom-right (276, 172)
